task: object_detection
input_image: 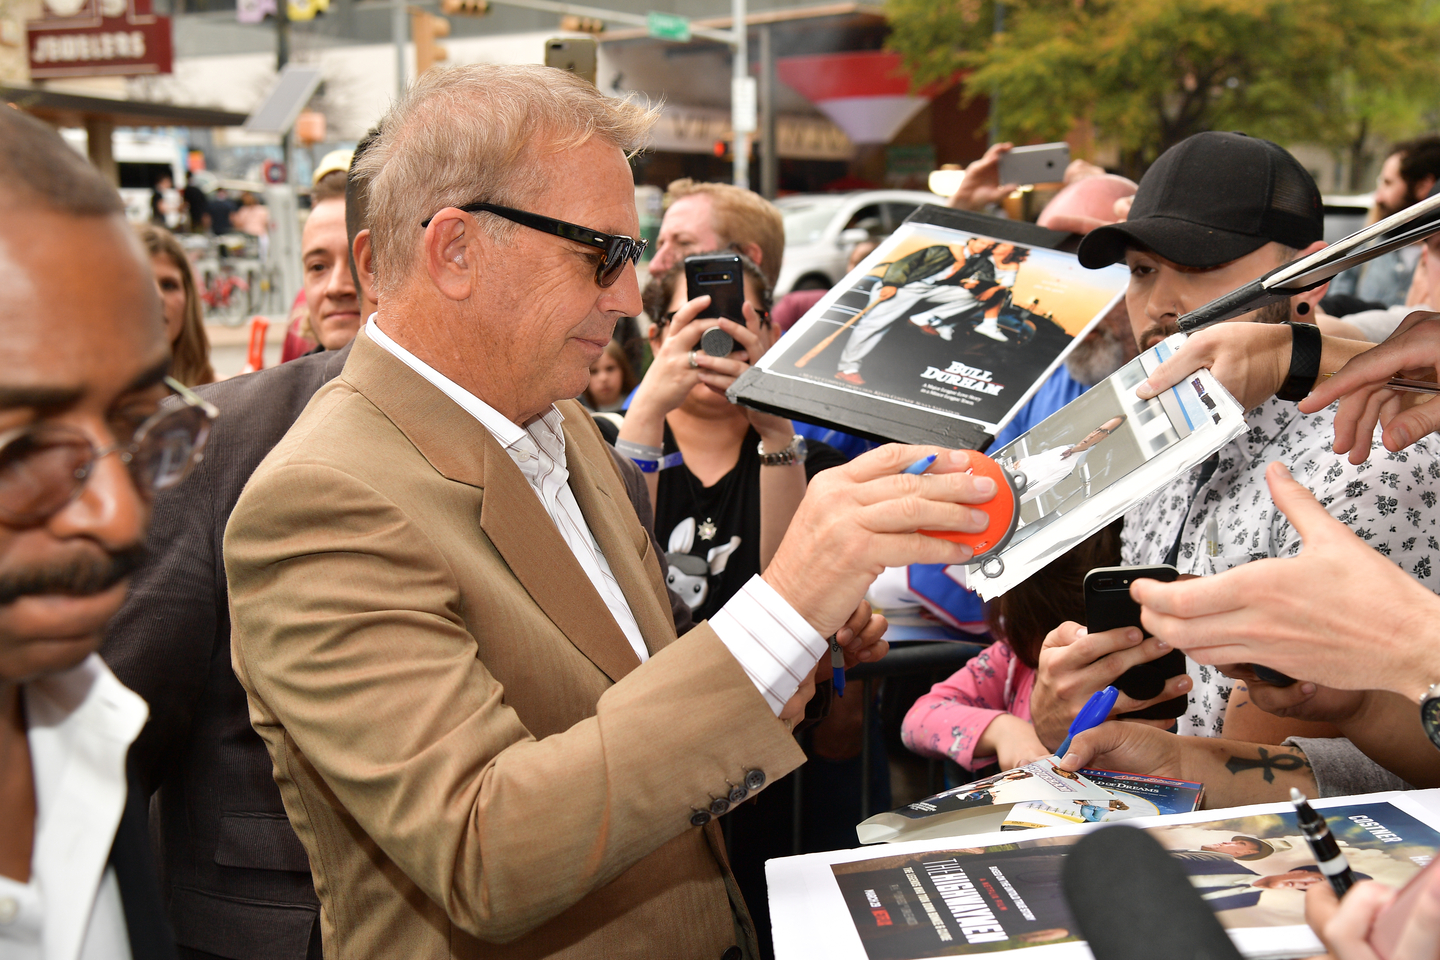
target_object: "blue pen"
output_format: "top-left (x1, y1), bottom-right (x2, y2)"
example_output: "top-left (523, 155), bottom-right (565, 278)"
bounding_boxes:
top-left (903, 453), bottom-right (938, 475)
top-left (1054, 686), bottom-right (1119, 758)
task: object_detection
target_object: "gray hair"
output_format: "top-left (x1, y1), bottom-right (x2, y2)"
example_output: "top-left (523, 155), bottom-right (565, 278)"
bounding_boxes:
top-left (0, 107), bottom-right (123, 217)
top-left (357, 64), bottom-right (658, 295)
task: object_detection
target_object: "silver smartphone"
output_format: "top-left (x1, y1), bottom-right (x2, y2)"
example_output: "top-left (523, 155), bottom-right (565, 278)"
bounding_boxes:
top-left (544, 38), bottom-right (597, 86)
top-left (998, 142), bottom-right (1070, 186)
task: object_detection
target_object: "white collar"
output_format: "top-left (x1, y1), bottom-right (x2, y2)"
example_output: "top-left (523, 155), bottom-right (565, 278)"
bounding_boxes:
top-left (364, 316), bottom-right (569, 455)
top-left (22, 654), bottom-right (147, 960)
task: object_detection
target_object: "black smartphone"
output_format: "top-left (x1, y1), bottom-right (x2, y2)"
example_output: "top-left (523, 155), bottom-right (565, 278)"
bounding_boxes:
top-left (1083, 564), bottom-right (1187, 720)
top-left (684, 252), bottom-right (746, 357)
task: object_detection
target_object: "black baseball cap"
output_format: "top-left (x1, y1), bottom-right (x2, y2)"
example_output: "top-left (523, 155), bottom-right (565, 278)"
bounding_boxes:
top-left (1078, 132), bottom-right (1323, 270)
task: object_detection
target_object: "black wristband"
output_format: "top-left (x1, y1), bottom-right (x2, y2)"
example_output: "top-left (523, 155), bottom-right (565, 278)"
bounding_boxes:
top-left (1277, 321), bottom-right (1322, 402)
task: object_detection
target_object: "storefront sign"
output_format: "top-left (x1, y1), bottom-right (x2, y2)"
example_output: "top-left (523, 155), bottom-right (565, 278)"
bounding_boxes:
top-left (648, 104), bottom-right (853, 161)
top-left (28, 0), bottom-right (171, 78)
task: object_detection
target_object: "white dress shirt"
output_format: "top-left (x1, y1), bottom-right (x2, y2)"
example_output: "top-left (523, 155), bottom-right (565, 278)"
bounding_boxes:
top-left (0, 654), bottom-right (148, 960)
top-left (367, 318), bottom-right (827, 714)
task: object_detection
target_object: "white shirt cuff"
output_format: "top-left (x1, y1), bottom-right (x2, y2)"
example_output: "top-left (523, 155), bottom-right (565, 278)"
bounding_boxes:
top-left (710, 575), bottom-right (829, 716)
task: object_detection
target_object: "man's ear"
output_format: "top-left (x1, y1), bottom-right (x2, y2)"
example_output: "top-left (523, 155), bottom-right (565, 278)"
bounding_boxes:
top-left (424, 208), bottom-right (477, 302)
top-left (1291, 239), bottom-right (1330, 316)
top-left (739, 241), bottom-right (764, 267)
top-left (352, 228), bottom-right (377, 315)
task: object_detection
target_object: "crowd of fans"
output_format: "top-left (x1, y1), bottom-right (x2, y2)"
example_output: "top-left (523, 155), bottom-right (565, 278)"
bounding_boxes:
top-left (12, 60), bottom-right (1440, 960)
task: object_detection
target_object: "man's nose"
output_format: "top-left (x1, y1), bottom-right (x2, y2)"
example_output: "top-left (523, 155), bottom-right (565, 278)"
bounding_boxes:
top-left (1145, 268), bottom-right (1186, 322)
top-left (602, 260), bottom-right (644, 317)
top-left (48, 450), bottom-right (147, 554)
top-left (328, 259), bottom-right (356, 299)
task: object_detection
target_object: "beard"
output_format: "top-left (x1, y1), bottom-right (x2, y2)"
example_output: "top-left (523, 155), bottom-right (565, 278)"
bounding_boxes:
top-left (1066, 320), bottom-right (1137, 386)
top-left (1252, 298), bottom-right (1293, 325)
top-left (0, 545), bottom-right (147, 606)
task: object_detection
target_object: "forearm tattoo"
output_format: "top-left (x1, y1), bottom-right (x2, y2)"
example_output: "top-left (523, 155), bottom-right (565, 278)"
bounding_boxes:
top-left (1224, 746), bottom-right (1311, 783)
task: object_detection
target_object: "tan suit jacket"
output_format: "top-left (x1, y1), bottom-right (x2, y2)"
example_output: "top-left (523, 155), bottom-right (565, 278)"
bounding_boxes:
top-left (225, 331), bottom-right (806, 959)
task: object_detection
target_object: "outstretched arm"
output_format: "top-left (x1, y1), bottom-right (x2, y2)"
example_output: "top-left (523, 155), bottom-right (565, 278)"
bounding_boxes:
top-left (1057, 721), bottom-right (1317, 808)
top-left (1132, 462), bottom-right (1440, 701)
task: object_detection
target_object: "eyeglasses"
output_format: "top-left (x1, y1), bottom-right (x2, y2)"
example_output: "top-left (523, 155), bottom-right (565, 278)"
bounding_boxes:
top-left (0, 377), bottom-right (218, 525)
top-left (658, 306), bottom-right (771, 327)
top-left (420, 201), bottom-right (648, 288)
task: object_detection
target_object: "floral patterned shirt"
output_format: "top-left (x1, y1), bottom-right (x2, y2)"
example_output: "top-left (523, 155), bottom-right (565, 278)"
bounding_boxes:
top-left (1122, 396), bottom-right (1440, 738)
top-left (901, 641), bottom-right (1036, 771)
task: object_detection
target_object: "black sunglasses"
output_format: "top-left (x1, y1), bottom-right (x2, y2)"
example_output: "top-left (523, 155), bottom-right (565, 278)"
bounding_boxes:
top-left (421, 201), bottom-right (647, 288)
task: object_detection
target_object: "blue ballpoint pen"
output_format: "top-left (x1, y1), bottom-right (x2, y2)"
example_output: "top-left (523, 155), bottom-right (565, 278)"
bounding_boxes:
top-left (1055, 685), bottom-right (1120, 759)
top-left (903, 453), bottom-right (938, 475)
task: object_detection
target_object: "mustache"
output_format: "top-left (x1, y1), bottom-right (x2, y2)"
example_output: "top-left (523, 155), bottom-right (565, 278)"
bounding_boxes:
top-left (0, 546), bottom-right (148, 606)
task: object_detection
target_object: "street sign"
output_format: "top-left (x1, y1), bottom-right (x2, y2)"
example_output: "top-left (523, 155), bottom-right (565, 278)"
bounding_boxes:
top-left (646, 10), bottom-right (689, 41)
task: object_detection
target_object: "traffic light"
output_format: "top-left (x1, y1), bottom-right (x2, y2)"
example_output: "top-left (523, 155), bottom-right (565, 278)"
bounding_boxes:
top-left (559, 14), bottom-right (604, 32)
top-left (440, 0), bottom-right (488, 14)
top-left (410, 9), bottom-right (450, 76)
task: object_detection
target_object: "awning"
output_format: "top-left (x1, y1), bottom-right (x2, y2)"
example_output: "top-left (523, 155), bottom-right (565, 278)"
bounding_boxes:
top-left (1, 85), bottom-right (249, 128)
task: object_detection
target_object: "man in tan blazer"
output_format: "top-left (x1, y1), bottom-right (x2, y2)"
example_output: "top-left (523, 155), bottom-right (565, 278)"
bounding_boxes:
top-left (224, 65), bottom-right (997, 960)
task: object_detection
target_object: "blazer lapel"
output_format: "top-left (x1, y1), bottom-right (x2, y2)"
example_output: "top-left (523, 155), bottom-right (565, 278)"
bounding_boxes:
top-left (559, 404), bottom-right (678, 658)
top-left (343, 332), bottom-right (643, 684)
top-left (478, 448), bottom-right (643, 683)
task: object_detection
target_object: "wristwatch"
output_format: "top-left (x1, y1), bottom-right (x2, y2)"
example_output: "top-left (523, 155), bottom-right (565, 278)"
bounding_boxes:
top-left (1421, 683), bottom-right (1440, 751)
top-left (758, 434), bottom-right (807, 467)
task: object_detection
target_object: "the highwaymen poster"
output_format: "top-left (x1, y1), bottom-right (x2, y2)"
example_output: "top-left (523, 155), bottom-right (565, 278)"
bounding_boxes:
top-left (732, 207), bottom-right (1128, 449)
top-left (824, 801), bottom-right (1439, 958)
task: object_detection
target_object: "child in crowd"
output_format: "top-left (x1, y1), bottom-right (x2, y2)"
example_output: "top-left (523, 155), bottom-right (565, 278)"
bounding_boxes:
top-left (901, 522), bottom-right (1122, 772)
top-left (583, 339), bottom-right (637, 412)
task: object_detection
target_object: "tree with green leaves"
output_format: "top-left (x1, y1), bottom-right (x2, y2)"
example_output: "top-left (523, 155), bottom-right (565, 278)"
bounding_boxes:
top-left (887, 0), bottom-right (1440, 180)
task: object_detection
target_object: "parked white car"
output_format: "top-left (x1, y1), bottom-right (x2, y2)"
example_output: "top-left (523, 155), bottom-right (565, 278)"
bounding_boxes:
top-left (774, 190), bottom-right (943, 296)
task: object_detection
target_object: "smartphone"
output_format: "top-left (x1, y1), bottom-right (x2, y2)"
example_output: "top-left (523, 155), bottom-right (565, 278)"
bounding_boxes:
top-left (1084, 564), bottom-right (1187, 720)
top-left (1371, 856), bottom-right (1440, 958)
top-left (998, 142), bottom-right (1070, 187)
top-left (684, 252), bottom-right (746, 357)
top-left (544, 38), bottom-right (597, 86)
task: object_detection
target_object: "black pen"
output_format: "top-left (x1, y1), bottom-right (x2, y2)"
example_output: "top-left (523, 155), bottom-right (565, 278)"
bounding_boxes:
top-left (1291, 787), bottom-right (1358, 897)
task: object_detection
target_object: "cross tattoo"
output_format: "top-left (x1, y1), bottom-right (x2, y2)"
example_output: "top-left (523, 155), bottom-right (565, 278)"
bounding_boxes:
top-left (1225, 748), bottom-right (1308, 783)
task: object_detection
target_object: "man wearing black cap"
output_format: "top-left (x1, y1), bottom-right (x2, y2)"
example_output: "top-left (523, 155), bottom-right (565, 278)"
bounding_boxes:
top-left (1030, 132), bottom-right (1440, 749)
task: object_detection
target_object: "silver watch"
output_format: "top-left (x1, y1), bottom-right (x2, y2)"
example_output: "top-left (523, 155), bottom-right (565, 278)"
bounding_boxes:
top-left (1422, 683), bottom-right (1440, 751)
top-left (758, 434), bottom-right (807, 467)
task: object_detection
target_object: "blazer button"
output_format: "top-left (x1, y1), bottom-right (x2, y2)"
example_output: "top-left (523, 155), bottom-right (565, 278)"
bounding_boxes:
top-left (728, 784), bottom-right (748, 803)
top-left (709, 797), bottom-right (731, 816)
top-left (743, 768), bottom-right (766, 791)
top-left (690, 810), bottom-right (712, 827)
top-left (721, 947), bottom-right (743, 960)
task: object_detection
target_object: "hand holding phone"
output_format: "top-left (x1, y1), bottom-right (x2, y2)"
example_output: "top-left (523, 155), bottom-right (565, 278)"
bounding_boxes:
top-left (1084, 564), bottom-right (1188, 720)
top-left (684, 253), bottom-right (746, 356)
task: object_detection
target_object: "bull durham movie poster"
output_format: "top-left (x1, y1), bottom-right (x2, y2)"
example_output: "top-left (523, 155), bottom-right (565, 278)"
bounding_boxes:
top-left (734, 208), bottom-right (1129, 448)
top-left (830, 802), bottom-right (1440, 958)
